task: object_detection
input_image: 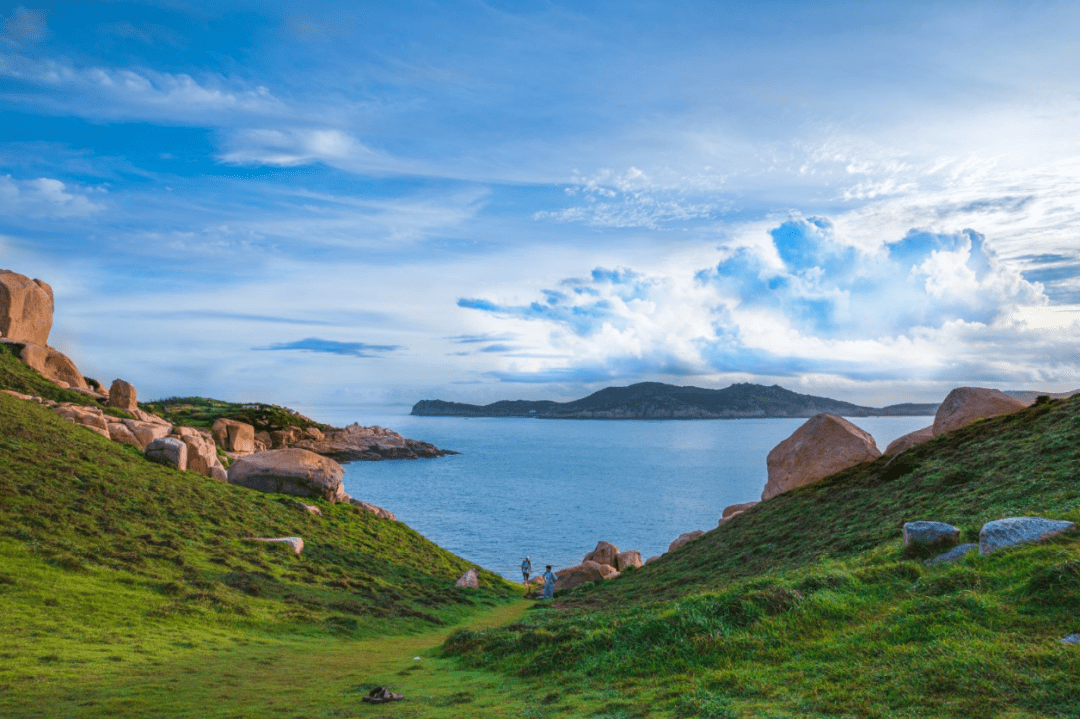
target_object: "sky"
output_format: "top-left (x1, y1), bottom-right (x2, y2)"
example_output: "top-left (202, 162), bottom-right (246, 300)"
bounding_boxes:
top-left (2, 0), bottom-right (1080, 417)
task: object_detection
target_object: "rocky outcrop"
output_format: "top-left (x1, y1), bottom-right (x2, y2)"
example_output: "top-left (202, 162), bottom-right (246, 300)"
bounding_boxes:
top-left (884, 426), bottom-right (934, 457)
top-left (107, 379), bottom-right (137, 412)
top-left (291, 423), bottom-right (455, 462)
top-left (554, 560), bottom-right (605, 592)
top-left (932, 387), bottom-right (1027, 436)
top-left (342, 494), bottom-right (396, 520)
top-left (583, 541), bottom-right (619, 567)
top-left (979, 517), bottom-right (1074, 554)
top-left (248, 536), bottom-right (304, 555)
top-left (213, 418), bottom-right (255, 454)
top-left (170, 426), bottom-right (225, 478)
top-left (17, 342), bottom-right (88, 390)
top-left (227, 448), bottom-right (345, 503)
top-left (902, 521), bottom-right (960, 550)
top-left (615, 550), bottom-right (642, 571)
top-left (644, 555), bottom-right (661, 565)
top-left (55, 403), bottom-right (109, 438)
top-left (455, 568), bottom-right (480, 589)
top-left (120, 418), bottom-right (171, 449)
top-left (107, 421), bottom-right (141, 448)
top-left (145, 437), bottom-right (187, 471)
top-left (0, 270), bottom-right (53, 346)
top-left (668, 530), bottom-right (705, 553)
top-left (762, 413), bottom-right (881, 501)
top-left (721, 501), bottom-right (758, 523)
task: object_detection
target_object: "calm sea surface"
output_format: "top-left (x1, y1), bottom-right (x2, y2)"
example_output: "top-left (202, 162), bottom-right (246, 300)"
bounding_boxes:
top-left (308, 409), bottom-right (932, 580)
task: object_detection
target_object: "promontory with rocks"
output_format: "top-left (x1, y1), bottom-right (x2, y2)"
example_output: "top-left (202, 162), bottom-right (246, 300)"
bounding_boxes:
top-left (0, 267), bottom-right (454, 521)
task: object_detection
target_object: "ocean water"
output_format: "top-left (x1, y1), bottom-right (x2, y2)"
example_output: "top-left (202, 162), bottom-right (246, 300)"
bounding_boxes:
top-left (311, 410), bottom-right (933, 580)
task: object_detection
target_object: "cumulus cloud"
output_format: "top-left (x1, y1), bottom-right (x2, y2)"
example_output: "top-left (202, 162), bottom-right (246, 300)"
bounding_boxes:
top-left (0, 174), bottom-right (104, 218)
top-left (458, 217), bottom-right (1061, 386)
top-left (255, 338), bottom-right (401, 357)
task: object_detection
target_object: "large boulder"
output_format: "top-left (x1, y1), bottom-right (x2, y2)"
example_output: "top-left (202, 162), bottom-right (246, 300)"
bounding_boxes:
top-left (271, 426), bottom-right (303, 448)
top-left (762, 413), bottom-right (881, 501)
top-left (614, 550), bottom-right (643, 571)
top-left (54, 403), bottom-right (109, 438)
top-left (171, 426), bottom-right (224, 478)
top-left (212, 418), bottom-right (255, 454)
top-left (979, 517), bottom-right (1074, 554)
top-left (554, 561), bottom-right (605, 592)
top-left (121, 418), bottom-right (172, 449)
top-left (107, 421), bottom-right (141, 448)
top-left (0, 270), bottom-right (53, 346)
top-left (145, 437), bottom-right (188, 471)
top-left (227, 448), bottom-right (345, 502)
top-left (583, 541), bottom-right (619, 567)
top-left (18, 342), bottom-right (88, 390)
top-left (668, 530), bottom-right (705, 553)
top-left (884, 426), bottom-right (935, 457)
top-left (932, 387), bottom-right (1027, 437)
top-left (107, 379), bottom-right (138, 412)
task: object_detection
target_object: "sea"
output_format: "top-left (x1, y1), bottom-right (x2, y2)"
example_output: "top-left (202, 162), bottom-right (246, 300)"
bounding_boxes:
top-left (308, 409), bottom-right (933, 581)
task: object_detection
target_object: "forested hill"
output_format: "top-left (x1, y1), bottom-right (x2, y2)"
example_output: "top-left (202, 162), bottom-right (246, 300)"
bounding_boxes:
top-left (411, 382), bottom-right (940, 419)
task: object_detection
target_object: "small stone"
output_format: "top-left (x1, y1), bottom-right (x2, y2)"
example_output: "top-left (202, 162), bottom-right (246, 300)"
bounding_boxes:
top-left (903, 521), bottom-right (960, 549)
top-left (249, 536), bottom-right (304, 554)
top-left (926, 544), bottom-right (979, 566)
top-left (455, 568), bottom-right (479, 589)
top-left (1060, 634), bottom-right (1080, 645)
top-left (979, 517), bottom-right (1075, 554)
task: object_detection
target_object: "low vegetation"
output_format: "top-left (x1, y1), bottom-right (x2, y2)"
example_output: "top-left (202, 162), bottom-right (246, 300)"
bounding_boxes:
top-left (140, 396), bottom-right (332, 433)
top-left (446, 396), bottom-right (1080, 718)
top-left (0, 392), bottom-right (518, 717)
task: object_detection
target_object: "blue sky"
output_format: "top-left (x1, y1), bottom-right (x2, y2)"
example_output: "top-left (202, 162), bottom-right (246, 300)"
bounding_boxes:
top-left (3, 1), bottom-right (1080, 415)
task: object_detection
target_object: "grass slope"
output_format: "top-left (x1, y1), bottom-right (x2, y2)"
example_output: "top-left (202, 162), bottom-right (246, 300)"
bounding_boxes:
top-left (447, 396), bottom-right (1080, 718)
top-left (0, 392), bottom-right (518, 717)
top-left (140, 396), bottom-right (331, 433)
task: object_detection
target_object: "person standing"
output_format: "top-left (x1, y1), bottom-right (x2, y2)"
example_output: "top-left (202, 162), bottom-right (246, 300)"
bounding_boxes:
top-left (521, 556), bottom-right (531, 584)
top-left (542, 565), bottom-right (556, 600)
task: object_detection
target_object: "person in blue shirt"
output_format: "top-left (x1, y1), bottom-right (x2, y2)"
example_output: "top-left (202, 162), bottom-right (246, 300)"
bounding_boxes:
top-left (521, 556), bottom-right (531, 584)
top-left (541, 565), bottom-right (556, 600)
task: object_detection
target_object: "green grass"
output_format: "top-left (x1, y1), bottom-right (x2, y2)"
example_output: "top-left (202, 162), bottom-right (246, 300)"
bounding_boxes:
top-left (445, 396), bottom-right (1080, 718)
top-left (0, 342), bottom-right (99, 405)
top-left (0, 392), bottom-right (522, 717)
top-left (140, 396), bottom-right (331, 433)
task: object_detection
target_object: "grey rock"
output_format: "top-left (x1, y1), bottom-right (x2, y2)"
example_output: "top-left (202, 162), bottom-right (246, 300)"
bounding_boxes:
top-left (979, 517), bottom-right (1074, 554)
top-left (903, 521), bottom-right (960, 548)
top-left (1060, 634), bottom-right (1080, 645)
top-left (455, 568), bottom-right (479, 589)
top-left (926, 543), bottom-right (978, 566)
top-left (145, 437), bottom-right (188, 471)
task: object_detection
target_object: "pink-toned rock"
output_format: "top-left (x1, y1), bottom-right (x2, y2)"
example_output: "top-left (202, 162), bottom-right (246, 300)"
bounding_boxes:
top-left (455, 568), bottom-right (480, 589)
top-left (209, 465), bottom-right (228, 482)
top-left (171, 426), bottom-right (224, 478)
top-left (719, 510), bottom-right (746, 525)
top-left (1, 389), bottom-right (35, 401)
top-left (615, 550), bottom-right (643, 571)
top-left (668, 530), bottom-right (705, 553)
top-left (722, 501), bottom-right (758, 519)
top-left (342, 494), bottom-right (396, 521)
top-left (303, 426), bottom-right (324, 441)
top-left (884, 426), bottom-right (935, 456)
top-left (108, 422), bottom-right (141, 448)
top-left (597, 563), bottom-right (618, 578)
top-left (18, 342), bottom-right (88, 390)
top-left (583, 541), bottom-right (619, 567)
top-left (121, 418), bottom-right (172, 449)
top-left (55, 403), bottom-right (109, 438)
top-left (0, 270), bottom-right (53, 346)
top-left (271, 427), bottom-right (303, 448)
top-left (762, 413), bottom-right (881, 501)
top-left (249, 536), bottom-right (304, 555)
top-left (212, 418), bottom-right (255, 453)
top-left (554, 561), bottom-right (605, 592)
top-left (644, 556), bottom-right (661, 565)
top-left (932, 387), bottom-right (1028, 437)
top-left (298, 502), bottom-right (322, 516)
top-left (132, 408), bottom-right (171, 426)
top-left (227, 448), bottom-right (345, 502)
top-left (107, 379), bottom-right (137, 412)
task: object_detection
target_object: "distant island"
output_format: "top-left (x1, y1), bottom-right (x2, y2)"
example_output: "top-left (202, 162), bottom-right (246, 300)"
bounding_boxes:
top-left (411, 382), bottom-right (941, 419)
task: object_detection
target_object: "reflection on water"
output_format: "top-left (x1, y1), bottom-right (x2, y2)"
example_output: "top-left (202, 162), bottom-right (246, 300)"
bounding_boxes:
top-left (308, 409), bottom-right (932, 580)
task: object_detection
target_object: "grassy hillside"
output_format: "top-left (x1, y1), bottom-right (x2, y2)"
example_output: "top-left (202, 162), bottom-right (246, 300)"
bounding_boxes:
top-left (140, 396), bottom-right (331, 433)
top-left (0, 392), bottom-right (518, 716)
top-left (446, 396), bottom-right (1080, 718)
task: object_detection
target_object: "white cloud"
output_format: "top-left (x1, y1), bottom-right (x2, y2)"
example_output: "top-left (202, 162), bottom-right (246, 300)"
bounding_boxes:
top-left (0, 174), bottom-right (104, 218)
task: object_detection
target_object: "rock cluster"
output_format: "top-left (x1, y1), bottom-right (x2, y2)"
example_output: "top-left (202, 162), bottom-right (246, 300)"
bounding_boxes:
top-left (910, 516), bottom-right (1075, 565)
top-left (551, 540), bottom-right (647, 592)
